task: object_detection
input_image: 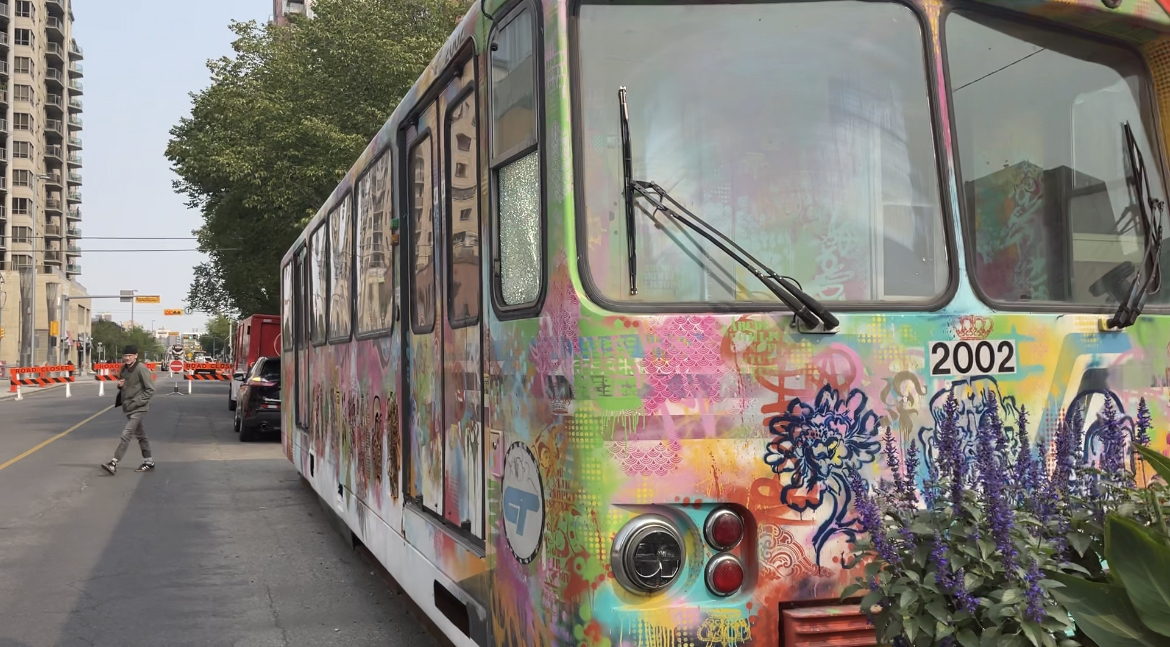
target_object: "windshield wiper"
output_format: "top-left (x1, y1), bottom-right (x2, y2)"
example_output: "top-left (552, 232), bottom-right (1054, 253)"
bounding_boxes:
top-left (617, 88), bottom-right (837, 330)
top-left (1107, 122), bottom-right (1164, 329)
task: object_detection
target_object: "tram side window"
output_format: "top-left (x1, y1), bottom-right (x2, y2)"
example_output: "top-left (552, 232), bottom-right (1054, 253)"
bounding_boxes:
top-left (357, 152), bottom-right (395, 334)
top-left (281, 262), bottom-right (293, 351)
top-left (491, 8), bottom-right (542, 309)
top-left (448, 77), bottom-right (480, 327)
top-left (310, 223), bottom-right (329, 344)
top-left (410, 135), bottom-right (437, 333)
top-left (328, 196), bottom-right (354, 341)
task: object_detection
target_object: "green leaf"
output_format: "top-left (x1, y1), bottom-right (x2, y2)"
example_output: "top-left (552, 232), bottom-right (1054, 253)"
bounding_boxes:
top-left (957, 629), bottom-right (980, 647)
top-left (965, 571), bottom-right (985, 591)
top-left (1136, 445), bottom-right (1170, 484)
top-left (1040, 579), bottom-right (1067, 589)
top-left (860, 589), bottom-right (882, 613)
top-left (937, 622), bottom-right (955, 639)
top-left (981, 626), bottom-right (1002, 647)
top-left (905, 615), bottom-right (918, 643)
top-left (927, 600), bottom-right (950, 623)
top-left (910, 521), bottom-right (935, 534)
top-left (1002, 588), bottom-right (1024, 605)
top-left (979, 538), bottom-right (996, 560)
top-left (1106, 515), bottom-right (1170, 636)
top-left (1022, 621), bottom-right (1043, 647)
top-left (841, 582), bottom-right (864, 600)
top-left (1069, 532), bottom-right (1095, 557)
top-left (900, 588), bottom-right (917, 610)
top-left (1049, 573), bottom-right (1170, 647)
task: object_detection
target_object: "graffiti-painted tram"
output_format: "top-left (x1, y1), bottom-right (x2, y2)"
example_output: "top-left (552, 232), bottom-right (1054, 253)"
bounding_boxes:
top-left (281, 0), bottom-right (1170, 644)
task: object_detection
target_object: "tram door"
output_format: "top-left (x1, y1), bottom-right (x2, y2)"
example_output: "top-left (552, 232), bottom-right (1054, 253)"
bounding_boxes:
top-left (404, 55), bottom-right (484, 540)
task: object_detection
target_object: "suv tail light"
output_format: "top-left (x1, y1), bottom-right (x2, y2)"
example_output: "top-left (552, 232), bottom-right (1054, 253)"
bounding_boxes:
top-left (705, 554), bottom-right (744, 596)
top-left (704, 507), bottom-right (744, 550)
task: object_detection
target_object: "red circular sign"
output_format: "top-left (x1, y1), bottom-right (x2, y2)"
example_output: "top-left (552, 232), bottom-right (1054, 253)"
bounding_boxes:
top-left (169, 360), bottom-right (184, 373)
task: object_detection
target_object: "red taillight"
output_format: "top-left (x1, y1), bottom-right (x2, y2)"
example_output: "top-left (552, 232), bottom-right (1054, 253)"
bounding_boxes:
top-left (706, 555), bottom-right (744, 596)
top-left (704, 508), bottom-right (744, 550)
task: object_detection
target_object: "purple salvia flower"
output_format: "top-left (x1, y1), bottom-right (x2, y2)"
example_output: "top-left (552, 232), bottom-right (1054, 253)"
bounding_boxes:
top-left (939, 393), bottom-right (966, 516)
top-left (881, 427), bottom-right (904, 498)
top-left (976, 399), bottom-right (1017, 575)
top-left (903, 441), bottom-right (921, 507)
top-left (1013, 406), bottom-right (1033, 496)
top-left (983, 390), bottom-right (1009, 471)
top-left (1098, 397), bottom-right (1125, 475)
top-left (950, 568), bottom-right (979, 614)
top-left (1137, 398), bottom-right (1152, 447)
top-left (850, 473), bottom-right (899, 567)
top-left (1022, 559), bottom-right (1047, 623)
top-left (1030, 438), bottom-right (1047, 520)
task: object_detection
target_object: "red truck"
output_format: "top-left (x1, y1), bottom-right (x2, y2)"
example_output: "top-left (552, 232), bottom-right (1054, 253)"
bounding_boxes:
top-left (229, 314), bottom-right (281, 411)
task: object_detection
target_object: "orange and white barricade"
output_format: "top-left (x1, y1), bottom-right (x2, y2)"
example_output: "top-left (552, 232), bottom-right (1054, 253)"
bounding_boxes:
top-left (8, 365), bottom-right (77, 400)
top-left (174, 362), bottom-right (232, 395)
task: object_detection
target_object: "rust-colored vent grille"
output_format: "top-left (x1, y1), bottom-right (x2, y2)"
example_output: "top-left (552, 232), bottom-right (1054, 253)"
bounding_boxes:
top-left (1146, 38), bottom-right (1170, 161)
top-left (781, 605), bottom-right (877, 647)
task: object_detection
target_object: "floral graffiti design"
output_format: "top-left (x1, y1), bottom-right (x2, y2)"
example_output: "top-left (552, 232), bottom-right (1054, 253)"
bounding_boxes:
top-left (763, 384), bottom-right (881, 564)
top-left (917, 376), bottom-right (1019, 479)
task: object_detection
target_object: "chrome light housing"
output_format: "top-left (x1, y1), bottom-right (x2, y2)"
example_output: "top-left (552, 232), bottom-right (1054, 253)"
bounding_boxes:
top-left (610, 514), bottom-right (685, 594)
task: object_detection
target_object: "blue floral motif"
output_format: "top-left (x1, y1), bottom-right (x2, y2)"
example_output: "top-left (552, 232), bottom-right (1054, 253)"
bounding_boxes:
top-left (917, 376), bottom-right (1019, 477)
top-left (764, 384), bottom-right (881, 564)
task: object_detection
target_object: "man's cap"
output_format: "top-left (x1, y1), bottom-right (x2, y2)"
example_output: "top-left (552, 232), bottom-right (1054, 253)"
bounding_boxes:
top-left (123, 345), bottom-right (138, 355)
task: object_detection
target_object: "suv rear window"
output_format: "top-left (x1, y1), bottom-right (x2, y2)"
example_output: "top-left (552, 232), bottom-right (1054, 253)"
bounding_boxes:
top-left (258, 359), bottom-right (281, 381)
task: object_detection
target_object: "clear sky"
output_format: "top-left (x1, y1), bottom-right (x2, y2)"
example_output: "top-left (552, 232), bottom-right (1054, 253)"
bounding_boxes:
top-left (74, 0), bottom-right (270, 335)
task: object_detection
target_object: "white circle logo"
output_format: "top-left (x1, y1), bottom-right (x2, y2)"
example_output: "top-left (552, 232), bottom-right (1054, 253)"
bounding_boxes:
top-left (501, 442), bottom-right (544, 563)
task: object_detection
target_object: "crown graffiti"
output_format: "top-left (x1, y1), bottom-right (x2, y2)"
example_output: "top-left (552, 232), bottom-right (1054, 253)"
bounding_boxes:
top-left (951, 316), bottom-right (993, 341)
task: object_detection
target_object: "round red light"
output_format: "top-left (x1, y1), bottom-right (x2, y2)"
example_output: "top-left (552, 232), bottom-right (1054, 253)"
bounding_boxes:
top-left (707, 556), bottom-right (744, 596)
top-left (705, 509), bottom-right (744, 550)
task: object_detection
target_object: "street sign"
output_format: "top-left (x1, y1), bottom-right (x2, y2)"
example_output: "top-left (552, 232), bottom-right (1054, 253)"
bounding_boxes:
top-left (169, 360), bottom-right (184, 373)
top-left (135, 295), bottom-right (161, 303)
top-left (163, 308), bottom-right (183, 316)
top-left (49, 321), bottom-right (59, 336)
top-left (120, 290), bottom-right (135, 303)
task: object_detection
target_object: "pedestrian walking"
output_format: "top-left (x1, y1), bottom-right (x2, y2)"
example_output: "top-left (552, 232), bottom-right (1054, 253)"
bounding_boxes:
top-left (101, 345), bottom-right (156, 474)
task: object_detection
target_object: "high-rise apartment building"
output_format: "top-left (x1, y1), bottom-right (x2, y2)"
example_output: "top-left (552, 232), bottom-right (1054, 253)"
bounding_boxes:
top-left (0, 0), bottom-right (91, 368)
top-left (272, 0), bottom-right (314, 25)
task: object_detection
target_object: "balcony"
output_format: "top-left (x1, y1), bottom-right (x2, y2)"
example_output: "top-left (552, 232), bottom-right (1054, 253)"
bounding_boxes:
top-left (0, 88), bottom-right (8, 106)
top-left (68, 79), bottom-right (82, 94)
top-left (69, 61), bottom-right (82, 77)
top-left (45, 93), bottom-right (63, 114)
top-left (67, 246), bottom-right (80, 255)
top-left (0, 32), bottom-right (8, 48)
top-left (70, 40), bottom-right (82, 59)
top-left (0, 118), bottom-right (7, 134)
top-left (46, 17), bottom-right (65, 41)
top-left (0, 177), bottom-right (6, 190)
top-left (68, 96), bottom-right (81, 112)
top-left (45, 251), bottom-right (62, 264)
top-left (0, 3), bottom-right (8, 19)
top-left (67, 152), bottom-right (80, 167)
top-left (0, 61), bottom-right (8, 78)
top-left (45, 173), bottom-right (63, 188)
top-left (67, 171), bottom-right (80, 185)
top-left (67, 114), bottom-right (81, 129)
top-left (67, 189), bottom-right (81, 203)
top-left (46, 0), bottom-right (65, 15)
top-left (46, 197), bottom-right (62, 212)
top-left (46, 144), bottom-right (63, 161)
top-left (45, 40), bottom-right (62, 63)
top-left (68, 135), bottom-right (81, 149)
top-left (0, 148), bottom-right (6, 163)
top-left (67, 226), bottom-right (81, 237)
top-left (45, 67), bottom-right (64, 89)
top-left (67, 207), bottom-right (80, 220)
top-left (45, 224), bottom-right (62, 238)
top-left (66, 264), bottom-right (81, 275)
top-left (46, 118), bottom-right (64, 137)
top-left (0, 205), bottom-right (5, 219)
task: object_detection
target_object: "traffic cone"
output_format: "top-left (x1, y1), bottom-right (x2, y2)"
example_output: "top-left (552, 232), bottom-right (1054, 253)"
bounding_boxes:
top-left (14, 385), bottom-right (22, 401)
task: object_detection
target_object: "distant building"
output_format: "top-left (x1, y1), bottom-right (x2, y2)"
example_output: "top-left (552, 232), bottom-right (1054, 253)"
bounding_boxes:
top-left (272, 0), bottom-right (314, 25)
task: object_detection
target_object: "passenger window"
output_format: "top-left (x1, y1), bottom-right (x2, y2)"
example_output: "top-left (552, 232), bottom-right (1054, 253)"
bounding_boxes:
top-left (309, 224), bottom-right (329, 344)
top-left (357, 152), bottom-right (395, 334)
top-left (328, 196), bottom-right (353, 341)
top-left (491, 9), bottom-right (542, 309)
top-left (447, 80), bottom-right (480, 327)
top-left (281, 262), bottom-right (293, 350)
top-left (410, 135), bottom-right (437, 332)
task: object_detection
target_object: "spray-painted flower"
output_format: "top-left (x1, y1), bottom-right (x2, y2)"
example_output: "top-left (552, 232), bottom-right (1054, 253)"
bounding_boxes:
top-left (765, 385), bottom-right (882, 512)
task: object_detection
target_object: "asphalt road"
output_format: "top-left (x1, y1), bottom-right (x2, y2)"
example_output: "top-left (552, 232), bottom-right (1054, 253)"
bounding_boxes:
top-left (0, 374), bottom-right (436, 647)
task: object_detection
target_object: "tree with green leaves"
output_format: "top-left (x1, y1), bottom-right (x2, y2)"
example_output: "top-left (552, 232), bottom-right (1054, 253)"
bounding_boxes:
top-left (91, 321), bottom-right (165, 363)
top-left (167, 0), bottom-right (468, 317)
top-left (198, 315), bottom-right (233, 360)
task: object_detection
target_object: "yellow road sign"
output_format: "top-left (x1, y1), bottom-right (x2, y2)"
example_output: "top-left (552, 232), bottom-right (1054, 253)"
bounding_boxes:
top-left (163, 308), bottom-right (183, 316)
top-left (50, 321), bottom-right (59, 336)
top-left (135, 295), bottom-right (161, 303)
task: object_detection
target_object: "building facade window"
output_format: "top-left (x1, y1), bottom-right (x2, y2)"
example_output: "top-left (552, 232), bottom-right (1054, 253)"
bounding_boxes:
top-left (15, 1), bottom-right (32, 18)
top-left (12, 198), bottom-right (30, 215)
top-left (14, 29), bottom-right (32, 47)
top-left (13, 85), bottom-right (33, 103)
top-left (13, 170), bottom-right (32, 187)
top-left (13, 141), bottom-right (31, 159)
top-left (14, 114), bottom-right (32, 131)
top-left (12, 226), bottom-right (31, 243)
top-left (14, 57), bottom-right (32, 75)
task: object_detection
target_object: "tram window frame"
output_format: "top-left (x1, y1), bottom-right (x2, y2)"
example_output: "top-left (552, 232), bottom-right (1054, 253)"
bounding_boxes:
top-left (281, 261), bottom-right (294, 351)
top-left (327, 192), bottom-right (355, 344)
top-left (445, 80), bottom-right (482, 329)
top-left (488, 1), bottom-right (547, 320)
top-left (941, 4), bottom-right (1170, 314)
top-left (355, 148), bottom-right (397, 340)
top-left (408, 129), bottom-right (438, 335)
top-left (309, 219), bottom-right (330, 346)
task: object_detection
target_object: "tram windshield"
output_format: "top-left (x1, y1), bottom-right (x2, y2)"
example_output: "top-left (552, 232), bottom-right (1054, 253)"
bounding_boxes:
top-left (576, 0), bottom-right (949, 306)
top-left (948, 9), bottom-right (1170, 308)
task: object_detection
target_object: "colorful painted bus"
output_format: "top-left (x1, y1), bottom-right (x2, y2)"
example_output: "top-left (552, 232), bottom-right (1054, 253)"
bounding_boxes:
top-left (280, 0), bottom-right (1170, 644)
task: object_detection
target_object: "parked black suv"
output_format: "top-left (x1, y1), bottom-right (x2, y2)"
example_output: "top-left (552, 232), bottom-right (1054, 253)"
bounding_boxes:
top-left (234, 356), bottom-right (280, 442)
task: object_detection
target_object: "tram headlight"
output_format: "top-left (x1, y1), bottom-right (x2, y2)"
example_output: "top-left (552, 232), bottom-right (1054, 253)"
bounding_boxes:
top-left (611, 514), bottom-right (685, 594)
